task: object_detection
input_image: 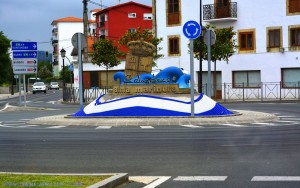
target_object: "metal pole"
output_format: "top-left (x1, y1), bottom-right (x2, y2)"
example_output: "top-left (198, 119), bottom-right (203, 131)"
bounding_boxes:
top-left (62, 58), bottom-right (65, 101)
top-left (78, 34), bottom-right (84, 109)
top-left (207, 29), bottom-right (212, 98)
top-left (190, 39), bottom-right (195, 117)
top-left (23, 74), bottom-right (26, 107)
top-left (18, 75), bottom-right (21, 106)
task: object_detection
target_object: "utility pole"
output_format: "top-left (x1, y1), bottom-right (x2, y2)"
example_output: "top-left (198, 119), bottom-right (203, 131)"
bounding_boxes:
top-left (83, 0), bottom-right (88, 102)
top-left (198, 0), bottom-right (203, 93)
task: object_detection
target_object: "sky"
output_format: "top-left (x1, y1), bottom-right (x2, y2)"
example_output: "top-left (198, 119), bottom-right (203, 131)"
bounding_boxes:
top-left (0, 0), bottom-right (151, 51)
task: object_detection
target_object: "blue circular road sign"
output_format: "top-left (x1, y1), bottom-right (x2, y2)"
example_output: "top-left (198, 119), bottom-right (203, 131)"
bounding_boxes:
top-left (183, 20), bottom-right (201, 39)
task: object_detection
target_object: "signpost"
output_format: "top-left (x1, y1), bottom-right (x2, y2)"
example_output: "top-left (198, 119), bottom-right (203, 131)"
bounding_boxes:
top-left (183, 20), bottom-right (201, 117)
top-left (203, 29), bottom-right (216, 98)
top-left (11, 41), bottom-right (38, 106)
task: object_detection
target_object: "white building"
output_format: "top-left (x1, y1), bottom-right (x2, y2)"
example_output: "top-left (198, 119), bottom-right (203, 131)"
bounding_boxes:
top-left (155, 0), bottom-right (300, 99)
top-left (51, 10), bottom-right (98, 77)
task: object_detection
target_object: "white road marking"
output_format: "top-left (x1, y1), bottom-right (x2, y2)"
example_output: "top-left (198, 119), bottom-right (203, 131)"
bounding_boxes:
top-left (251, 122), bottom-right (276, 125)
top-left (277, 116), bottom-right (296, 118)
top-left (143, 176), bottom-right (171, 188)
top-left (221, 124), bottom-right (246, 127)
top-left (47, 125), bottom-right (68, 129)
top-left (16, 125), bottom-right (40, 128)
top-left (251, 176), bottom-right (300, 181)
top-left (48, 101), bottom-right (56, 104)
top-left (0, 124), bottom-right (13, 128)
top-left (174, 176), bottom-right (227, 181)
top-left (181, 124), bottom-right (203, 128)
top-left (96, 126), bottom-right (112, 129)
top-left (140, 126), bottom-right (154, 129)
top-left (19, 119), bottom-right (31, 121)
top-left (275, 120), bottom-right (297, 123)
top-left (281, 118), bottom-right (300, 121)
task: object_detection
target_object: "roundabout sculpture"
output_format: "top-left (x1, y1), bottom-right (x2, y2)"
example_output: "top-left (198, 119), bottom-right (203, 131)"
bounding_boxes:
top-left (73, 40), bottom-right (233, 117)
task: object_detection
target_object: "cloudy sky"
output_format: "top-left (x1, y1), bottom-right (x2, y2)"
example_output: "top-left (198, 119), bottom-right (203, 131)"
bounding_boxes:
top-left (0, 0), bottom-right (151, 51)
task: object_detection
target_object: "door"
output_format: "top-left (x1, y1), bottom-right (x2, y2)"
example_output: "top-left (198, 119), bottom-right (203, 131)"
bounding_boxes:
top-left (83, 71), bottom-right (90, 89)
top-left (216, 0), bottom-right (230, 18)
top-left (90, 71), bottom-right (99, 88)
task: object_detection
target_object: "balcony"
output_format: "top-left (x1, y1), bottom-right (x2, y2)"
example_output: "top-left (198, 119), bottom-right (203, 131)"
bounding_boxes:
top-left (203, 2), bottom-right (237, 23)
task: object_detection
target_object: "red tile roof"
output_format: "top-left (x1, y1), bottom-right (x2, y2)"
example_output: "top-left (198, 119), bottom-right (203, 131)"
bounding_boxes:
top-left (52, 16), bottom-right (95, 24)
top-left (94, 1), bottom-right (151, 15)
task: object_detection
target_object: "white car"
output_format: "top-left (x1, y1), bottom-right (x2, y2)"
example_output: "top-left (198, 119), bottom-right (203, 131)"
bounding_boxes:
top-left (32, 82), bottom-right (47, 94)
top-left (48, 82), bottom-right (59, 90)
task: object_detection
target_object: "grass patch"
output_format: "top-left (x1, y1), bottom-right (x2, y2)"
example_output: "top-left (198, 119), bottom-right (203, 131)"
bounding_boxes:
top-left (0, 174), bottom-right (112, 188)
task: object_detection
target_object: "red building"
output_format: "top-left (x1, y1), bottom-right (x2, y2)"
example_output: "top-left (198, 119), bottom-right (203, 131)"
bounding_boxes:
top-left (93, 1), bottom-right (152, 52)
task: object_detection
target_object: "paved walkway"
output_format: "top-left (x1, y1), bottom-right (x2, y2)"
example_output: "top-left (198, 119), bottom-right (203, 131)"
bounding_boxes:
top-left (27, 110), bottom-right (278, 126)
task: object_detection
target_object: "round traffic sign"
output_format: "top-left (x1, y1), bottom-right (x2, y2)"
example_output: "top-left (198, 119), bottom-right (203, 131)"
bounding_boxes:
top-left (183, 20), bottom-right (201, 39)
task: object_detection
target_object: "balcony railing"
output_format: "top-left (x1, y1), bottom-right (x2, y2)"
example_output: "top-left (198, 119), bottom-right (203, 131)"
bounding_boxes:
top-left (203, 2), bottom-right (237, 22)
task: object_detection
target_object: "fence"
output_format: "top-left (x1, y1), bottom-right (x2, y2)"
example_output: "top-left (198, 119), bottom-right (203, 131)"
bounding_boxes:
top-left (63, 82), bottom-right (300, 103)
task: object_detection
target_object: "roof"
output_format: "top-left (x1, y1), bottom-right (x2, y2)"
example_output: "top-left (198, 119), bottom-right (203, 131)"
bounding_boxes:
top-left (52, 16), bottom-right (95, 25)
top-left (90, 8), bottom-right (102, 13)
top-left (94, 1), bottom-right (151, 15)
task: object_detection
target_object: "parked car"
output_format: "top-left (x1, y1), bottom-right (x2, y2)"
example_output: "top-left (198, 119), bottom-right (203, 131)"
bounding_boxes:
top-left (48, 82), bottom-right (59, 90)
top-left (32, 82), bottom-right (47, 94)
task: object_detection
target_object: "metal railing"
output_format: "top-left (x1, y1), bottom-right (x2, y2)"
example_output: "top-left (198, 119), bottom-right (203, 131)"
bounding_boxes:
top-left (203, 2), bottom-right (237, 21)
top-left (200, 82), bottom-right (300, 102)
top-left (63, 82), bottom-right (300, 103)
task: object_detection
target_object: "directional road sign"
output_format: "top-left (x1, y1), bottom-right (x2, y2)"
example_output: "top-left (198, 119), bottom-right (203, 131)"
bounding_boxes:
top-left (183, 20), bottom-right (201, 39)
top-left (13, 51), bottom-right (38, 59)
top-left (11, 42), bottom-right (38, 51)
top-left (13, 66), bottom-right (37, 74)
top-left (13, 59), bottom-right (37, 66)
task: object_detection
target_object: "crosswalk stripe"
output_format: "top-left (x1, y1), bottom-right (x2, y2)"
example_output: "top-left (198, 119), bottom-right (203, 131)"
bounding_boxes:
top-left (251, 176), bottom-right (300, 181)
top-left (174, 176), bottom-right (228, 181)
top-left (252, 122), bottom-right (276, 125)
top-left (275, 120), bottom-right (297, 123)
top-left (143, 176), bottom-right (171, 188)
top-left (0, 124), bottom-right (13, 128)
top-left (140, 126), bottom-right (154, 129)
top-left (96, 126), bottom-right (112, 129)
top-left (47, 125), bottom-right (68, 129)
top-left (181, 125), bottom-right (203, 128)
top-left (277, 116), bottom-right (296, 118)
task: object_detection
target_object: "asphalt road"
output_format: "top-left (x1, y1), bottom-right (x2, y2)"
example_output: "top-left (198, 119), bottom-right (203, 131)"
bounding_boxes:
top-left (0, 93), bottom-right (300, 187)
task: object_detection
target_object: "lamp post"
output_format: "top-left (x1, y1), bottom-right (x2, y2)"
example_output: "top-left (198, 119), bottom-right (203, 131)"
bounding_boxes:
top-left (60, 48), bottom-right (66, 101)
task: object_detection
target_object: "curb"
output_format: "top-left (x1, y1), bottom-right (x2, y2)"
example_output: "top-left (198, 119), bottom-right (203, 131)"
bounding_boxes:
top-left (27, 110), bottom-right (278, 126)
top-left (87, 173), bottom-right (128, 188)
top-left (0, 172), bottom-right (128, 188)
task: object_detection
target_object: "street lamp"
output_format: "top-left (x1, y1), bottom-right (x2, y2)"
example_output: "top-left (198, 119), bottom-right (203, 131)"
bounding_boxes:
top-left (60, 48), bottom-right (66, 87)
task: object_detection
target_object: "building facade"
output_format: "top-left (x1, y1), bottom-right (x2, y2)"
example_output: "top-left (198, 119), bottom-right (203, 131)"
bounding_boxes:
top-left (155, 0), bottom-right (300, 99)
top-left (72, 1), bottom-right (153, 89)
top-left (51, 13), bottom-right (97, 77)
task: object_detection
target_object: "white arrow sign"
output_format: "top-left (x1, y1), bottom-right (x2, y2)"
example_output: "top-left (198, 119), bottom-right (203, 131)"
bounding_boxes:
top-left (13, 59), bottom-right (37, 66)
top-left (13, 66), bottom-right (37, 74)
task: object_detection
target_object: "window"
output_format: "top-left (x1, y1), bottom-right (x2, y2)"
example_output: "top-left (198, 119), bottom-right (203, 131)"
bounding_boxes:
top-left (291, 27), bottom-right (300, 46)
top-left (128, 28), bottom-right (136, 33)
top-left (233, 71), bottom-right (261, 88)
top-left (282, 68), bottom-right (300, 87)
top-left (168, 36), bottom-right (180, 55)
top-left (269, 29), bottom-right (280, 48)
top-left (239, 31), bottom-right (254, 51)
top-left (288, 0), bottom-right (300, 13)
top-left (144, 13), bottom-right (152, 20)
top-left (167, 0), bottom-right (180, 25)
top-left (128, 13), bottom-right (136, 18)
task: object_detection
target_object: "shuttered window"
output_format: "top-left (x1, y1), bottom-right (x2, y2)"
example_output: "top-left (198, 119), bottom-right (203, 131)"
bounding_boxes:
top-left (167, 0), bottom-right (180, 25)
top-left (289, 0), bottom-right (300, 13)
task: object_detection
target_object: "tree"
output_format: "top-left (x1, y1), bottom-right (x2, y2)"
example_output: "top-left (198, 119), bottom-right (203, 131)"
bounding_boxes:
top-left (59, 66), bottom-right (72, 83)
top-left (193, 26), bottom-right (238, 98)
top-left (119, 27), bottom-right (163, 65)
top-left (0, 31), bottom-right (12, 85)
top-left (91, 38), bottom-right (123, 89)
top-left (37, 61), bottom-right (53, 80)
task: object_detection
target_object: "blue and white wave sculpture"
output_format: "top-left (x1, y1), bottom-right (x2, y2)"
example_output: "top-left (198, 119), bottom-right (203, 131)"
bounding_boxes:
top-left (73, 93), bottom-right (233, 117)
